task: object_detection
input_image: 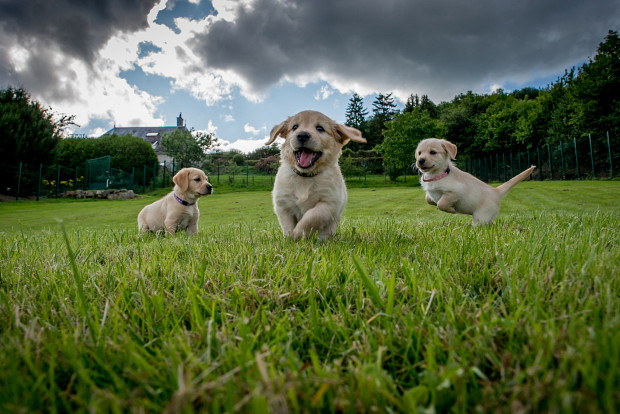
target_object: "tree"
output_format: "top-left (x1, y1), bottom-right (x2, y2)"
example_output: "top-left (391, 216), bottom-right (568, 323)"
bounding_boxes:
top-left (195, 131), bottom-right (219, 154)
top-left (232, 153), bottom-right (246, 166)
top-left (380, 108), bottom-right (444, 180)
top-left (363, 93), bottom-right (398, 150)
top-left (568, 30), bottom-right (620, 138)
top-left (372, 93), bottom-right (397, 121)
top-left (161, 129), bottom-right (206, 167)
top-left (0, 87), bottom-right (74, 167)
top-left (246, 143), bottom-right (280, 160)
top-left (345, 93), bottom-right (368, 129)
top-left (404, 94), bottom-right (420, 113)
top-left (420, 95), bottom-right (439, 119)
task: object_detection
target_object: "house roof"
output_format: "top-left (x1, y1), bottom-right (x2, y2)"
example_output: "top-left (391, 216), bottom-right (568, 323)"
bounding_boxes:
top-left (100, 126), bottom-right (186, 153)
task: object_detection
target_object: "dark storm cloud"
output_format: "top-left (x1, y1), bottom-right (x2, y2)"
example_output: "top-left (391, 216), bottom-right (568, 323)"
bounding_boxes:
top-left (0, 0), bottom-right (158, 62)
top-left (0, 0), bottom-right (159, 101)
top-left (194, 0), bottom-right (620, 99)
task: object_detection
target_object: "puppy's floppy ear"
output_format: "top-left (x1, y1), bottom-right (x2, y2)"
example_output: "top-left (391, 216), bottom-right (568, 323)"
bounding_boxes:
top-left (173, 168), bottom-right (190, 191)
top-left (441, 140), bottom-right (458, 160)
top-left (266, 120), bottom-right (288, 145)
top-left (335, 124), bottom-right (366, 146)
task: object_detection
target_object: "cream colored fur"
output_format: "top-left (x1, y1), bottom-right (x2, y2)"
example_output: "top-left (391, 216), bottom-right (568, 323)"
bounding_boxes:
top-left (138, 167), bottom-right (212, 235)
top-left (266, 110), bottom-right (366, 239)
top-left (415, 138), bottom-right (536, 225)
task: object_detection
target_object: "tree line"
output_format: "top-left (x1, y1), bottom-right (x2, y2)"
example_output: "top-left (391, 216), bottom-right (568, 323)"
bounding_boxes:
top-left (345, 30), bottom-right (619, 174)
top-left (1, 30), bottom-right (616, 187)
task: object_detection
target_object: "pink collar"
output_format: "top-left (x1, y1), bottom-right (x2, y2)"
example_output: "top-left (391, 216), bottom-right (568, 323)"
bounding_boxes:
top-left (422, 167), bottom-right (450, 182)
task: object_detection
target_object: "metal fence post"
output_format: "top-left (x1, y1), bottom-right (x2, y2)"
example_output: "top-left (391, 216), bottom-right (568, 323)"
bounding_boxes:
top-left (16, 162), bottom-right (22, 201)
top-left (589, 134), bottom-right (595, 178)
top-left (153, 161), bottom-right (157, 190)
top-left (537, 147), bottom-right (542, 180)
top-left (37, 163), bottom-right (42, 201)
top-left (527, 149), bottom-right (532, 180)
top-left (246, 163), bottom-right (249, 186)
top-left (217, 164), bottom-right (220, 185)
top-left (502, 153), bottom-right (506, 181)
top-left (87, 160), bottom-right (91, 190)
top-left (560, 141), bottom-right (565, 180)
top-left (607, 131), bottom-right (613, 178)
top-left (547, 144), bottom-right (552, 180)
top-left (56, 165), bottom-right (61, 198)
top-left (496, 154), bottom-right (499, 181)
top-left (131, 167), bottom-right (135, 191)
top-left (572, 137), bottom-right (579, 180)
top-left (510, 153), bottom-right (514, 177)
top-left (162, 160), bottom-right (166, 188)
top-left (143, 165), bottom-right (147, 193)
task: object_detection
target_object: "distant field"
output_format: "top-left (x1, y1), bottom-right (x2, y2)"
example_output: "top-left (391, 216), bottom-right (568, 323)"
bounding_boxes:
top-left (0, 181), bottom-right (618, 412)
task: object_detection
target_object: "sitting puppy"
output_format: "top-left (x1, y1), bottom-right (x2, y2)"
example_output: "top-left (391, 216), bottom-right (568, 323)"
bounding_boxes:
top-left (138, 167), bottom-right (212, 234)
top-left (415, 138), bottom-right (535, 225)
top-left (266, 110), bottom-right (366, 239)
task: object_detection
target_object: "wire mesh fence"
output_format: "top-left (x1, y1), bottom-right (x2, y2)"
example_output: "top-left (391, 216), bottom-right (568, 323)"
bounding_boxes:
top-left (461, 132), bottom-right (617, 182)
top-left (1, 132), bottom-right (616, 201)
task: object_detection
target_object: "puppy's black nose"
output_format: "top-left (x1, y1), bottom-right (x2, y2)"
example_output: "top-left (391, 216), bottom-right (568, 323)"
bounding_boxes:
top-left (297, 132), bottom-right (311, 143)
top-left (206, 184), bottom-right (213, 194)
top-left (418, 158), bottom-right (426, 165)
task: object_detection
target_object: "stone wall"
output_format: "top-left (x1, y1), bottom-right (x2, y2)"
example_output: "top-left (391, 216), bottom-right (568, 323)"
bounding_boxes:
top-left (63, 189), bottom-right (136, 199)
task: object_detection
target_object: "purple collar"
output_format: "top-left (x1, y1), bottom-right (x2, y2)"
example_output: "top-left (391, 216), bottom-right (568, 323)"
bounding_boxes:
top-left (174, 193), bottom-right (195, 206)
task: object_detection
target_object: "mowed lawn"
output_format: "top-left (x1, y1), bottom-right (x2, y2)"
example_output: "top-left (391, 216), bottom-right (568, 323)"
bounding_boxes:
top-left (1, 181), bottom-right (618, 232)
top-left (0, 181), bottom-right (619, 412)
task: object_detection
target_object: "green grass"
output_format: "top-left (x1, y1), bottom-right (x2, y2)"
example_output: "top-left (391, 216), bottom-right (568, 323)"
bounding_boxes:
top-left (0, 181), bottom-right (619, 412)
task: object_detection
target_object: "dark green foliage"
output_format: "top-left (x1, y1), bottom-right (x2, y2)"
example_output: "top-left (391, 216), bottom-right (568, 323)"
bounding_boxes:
top-left (246, 143), bottom-right (280, 160)
top-left (161, 129), bottom-right (205, 167)
top-left (378, 30), bottom-right (619, 161)
top-left (345, 93), bottom-right (368, 130)
top-left (381, 108), bottom-right (444, 179)
top-left (232, 153), bottom-right (246, 166)
top-left (0, 87), bottom-right (65, 166)
top-left (58, 135), bottom-right (158, 172)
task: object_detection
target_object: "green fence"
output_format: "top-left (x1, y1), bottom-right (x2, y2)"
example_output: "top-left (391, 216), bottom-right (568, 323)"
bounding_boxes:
top-left (461, 132), bottom-right (617, 182)
top-left (1, 132), bottom-right (616, 201)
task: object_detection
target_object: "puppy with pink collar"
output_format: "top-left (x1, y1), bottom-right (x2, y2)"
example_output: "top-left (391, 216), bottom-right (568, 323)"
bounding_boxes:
top-left (415, 138), bottom-right (535, 225)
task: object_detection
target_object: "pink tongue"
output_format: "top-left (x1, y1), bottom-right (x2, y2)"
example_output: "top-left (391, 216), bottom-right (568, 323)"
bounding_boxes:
top-left (299, 150), bottom-right (314, 168)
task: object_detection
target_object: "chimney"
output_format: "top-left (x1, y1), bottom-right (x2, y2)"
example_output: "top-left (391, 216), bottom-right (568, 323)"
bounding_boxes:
top-left (177, 113), bottom-right (184, 128)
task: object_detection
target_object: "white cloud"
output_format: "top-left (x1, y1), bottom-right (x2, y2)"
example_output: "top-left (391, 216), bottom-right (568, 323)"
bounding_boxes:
top-left (215, 137), bottom-right (270, 153)
top-left (224, 114), bottom-right (235, 122)
top-left (243, 122), bottom-right (265, 136)
top-left (314, 84), bottom-right (334, 100)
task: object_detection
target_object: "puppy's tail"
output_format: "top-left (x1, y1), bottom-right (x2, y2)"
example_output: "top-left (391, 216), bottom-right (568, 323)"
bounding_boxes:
top-left (495, 165), bottom-right (536, 198)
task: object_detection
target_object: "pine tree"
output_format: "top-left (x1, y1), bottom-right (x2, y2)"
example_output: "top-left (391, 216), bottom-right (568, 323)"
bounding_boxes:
top-left (345, 93), bottom-right (368, 129)
top-left (372, 93), bottom-right (397, 122)
top-left (404, 94), bottom-right (421, 113)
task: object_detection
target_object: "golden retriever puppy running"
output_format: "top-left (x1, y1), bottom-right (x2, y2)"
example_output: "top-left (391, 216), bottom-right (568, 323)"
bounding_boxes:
top-left (138, 167), bottom-right (212, 235)
top-left (266, 110), bottom-right (366, 240)
top-left (415, 138), bottom-right (535, 225)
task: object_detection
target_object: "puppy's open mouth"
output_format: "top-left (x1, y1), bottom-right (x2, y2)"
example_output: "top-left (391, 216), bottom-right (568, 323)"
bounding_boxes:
top-left (295, 148), bottom-right (322, 169)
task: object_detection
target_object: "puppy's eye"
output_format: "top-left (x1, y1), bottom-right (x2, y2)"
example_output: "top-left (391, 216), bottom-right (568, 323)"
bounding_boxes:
top-left (292, 125), bottom-right (298, 131)
top-left (430, 150), bottom-right (437, 155)
top-left (194, 178), bottom-right (201, 182)
top-left (316, 125), bottom-right (325, 132)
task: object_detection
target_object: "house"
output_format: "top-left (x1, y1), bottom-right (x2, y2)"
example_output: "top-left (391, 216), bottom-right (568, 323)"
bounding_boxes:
top-left (100, 113), bottom-right (187, 165)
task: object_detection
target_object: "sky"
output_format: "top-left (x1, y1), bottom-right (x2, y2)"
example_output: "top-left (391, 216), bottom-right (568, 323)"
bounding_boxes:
top-left (1, 0), bottom-right (618, 153)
